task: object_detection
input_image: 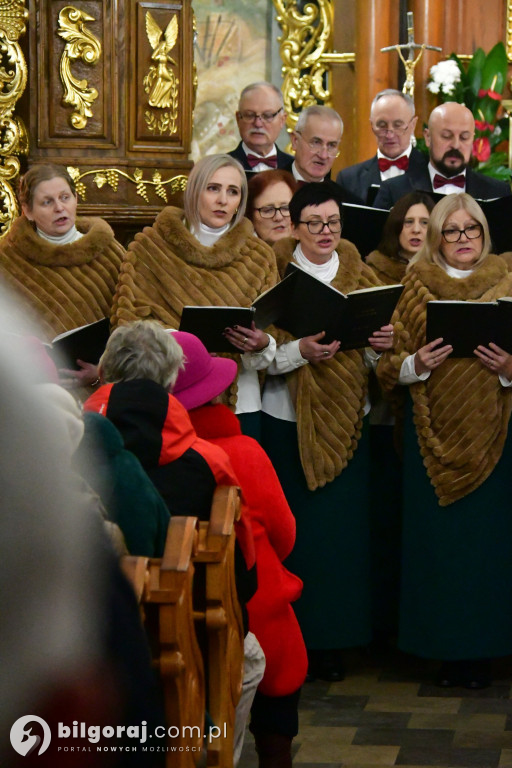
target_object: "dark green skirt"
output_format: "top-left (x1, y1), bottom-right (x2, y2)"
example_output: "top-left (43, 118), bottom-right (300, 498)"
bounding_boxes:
top-left (261, 413), bottom-right (372, 650)
top-left (399, 399), bottom-right (512, 660)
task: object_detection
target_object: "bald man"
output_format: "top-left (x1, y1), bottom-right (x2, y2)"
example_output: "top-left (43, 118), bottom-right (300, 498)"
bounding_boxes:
top-left (373, 102), bottom-right (511, 208)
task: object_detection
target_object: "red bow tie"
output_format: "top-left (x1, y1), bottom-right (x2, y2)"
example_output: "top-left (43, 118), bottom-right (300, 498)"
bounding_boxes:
top-left (433, 173), bottom-right (465, 190)
top-left (246, 153), bottom-right (278, 169)
top-left (378, 155), bottom-right (409, 172)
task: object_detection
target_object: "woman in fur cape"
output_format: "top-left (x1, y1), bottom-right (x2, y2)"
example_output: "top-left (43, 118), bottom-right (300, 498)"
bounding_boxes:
top-left (0, 164), bottom-right (124, 386)
top-left (366, 191), bottom-right (435, 284)
top-left (377, 193), bottom-right (512, 688)
top-left (112, 154), bottom-right (279, 439)
top-left (261, 182), bottom-right (394, 680)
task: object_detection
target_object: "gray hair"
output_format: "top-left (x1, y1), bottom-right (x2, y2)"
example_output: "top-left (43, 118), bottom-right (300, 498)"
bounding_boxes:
top-left (238, 82), bottom-right (284, 110)
top-left (184, 154), bottom-right (247, 232)
top-left (295, 105), bottom-right (344, 136)
top-left (99, 320), bottom-right (184, 390)
top-left (370, 89), bottom-right (415, 116)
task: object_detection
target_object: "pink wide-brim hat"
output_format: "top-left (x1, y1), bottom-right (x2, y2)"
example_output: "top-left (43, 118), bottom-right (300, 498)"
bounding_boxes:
top-left (171, 330), bottom-right (237, 411)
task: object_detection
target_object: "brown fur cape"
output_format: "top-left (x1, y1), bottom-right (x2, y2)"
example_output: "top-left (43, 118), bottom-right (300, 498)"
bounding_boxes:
top-left (0, 215), bottom-right (124, 340)
top-left (272, 237), bottom-right (383, 491)
top-left (366, 249), bottom-right (408, 285)
top-left (377, 253), bottom-right (512, 506)
top-left (112, 207), bottom-right (279, 404)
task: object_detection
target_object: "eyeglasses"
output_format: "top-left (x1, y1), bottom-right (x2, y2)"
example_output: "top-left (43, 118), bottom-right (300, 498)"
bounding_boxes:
top-left (371, 117), bottom-right (414, 137)
top-left (299, 218), bottom-right (342, 234)
top-left (441, 223), bottom-right (483, 243)
top-left (255, 205), bottom-right (290, 219)
top-left (238, 108), bottom-right (283, 123)
top-left (295, 132), bottom-right (340, 157)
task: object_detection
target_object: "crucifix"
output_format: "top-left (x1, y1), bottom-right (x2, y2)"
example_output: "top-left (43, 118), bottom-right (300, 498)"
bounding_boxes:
top-left (381, 11), bottom-right (442, 98)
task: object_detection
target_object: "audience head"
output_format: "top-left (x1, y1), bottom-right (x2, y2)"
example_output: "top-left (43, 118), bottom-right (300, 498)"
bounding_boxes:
top-left (412, 192), bottom-right (490, 271)
top-left (291, 105), bottom-right (344, 182)
top-left (370, 89), bottom-right (417, 159)
top-left (171, 331), bottom-right (237, 410)
top-left (424, 102), bottom-right (475, 177)
top-left (0, 320), bottom-right (102, 750)
top-left (246, 169), bottom-right (297, 244)
top-left (99, 320), bottom-right (184, 391)
top-left (378, 191), bottom-right (435, 262)
top-left (185, 154), bottom-right (247, 232)
top-left (235, 82), bottom-right (287, 156)
top-left (19, 164), bottom-right (78, 238)
top-left (289, 181), bottom-right (344, 264)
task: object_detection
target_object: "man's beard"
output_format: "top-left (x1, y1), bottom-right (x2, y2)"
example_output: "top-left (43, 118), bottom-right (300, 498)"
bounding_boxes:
top-left (434, 149), bottom-right (467, 178)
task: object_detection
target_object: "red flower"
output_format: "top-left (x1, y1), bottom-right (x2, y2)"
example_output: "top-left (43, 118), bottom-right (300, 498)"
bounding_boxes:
top-left (475, 120), bottom-right (494, 132)
top-left (478, 88), bottom-right (502, 101)
top-left (472, 136), bottom-right (491, 162)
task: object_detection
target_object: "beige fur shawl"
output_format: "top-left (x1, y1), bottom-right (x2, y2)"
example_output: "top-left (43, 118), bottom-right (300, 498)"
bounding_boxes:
top-left (113, 207), bottom-right (278, 330)
top-left (377, 253), bottom-right (512, 506)
top-left (366, 250), bottom-right (408, 285)
top-left (273, 237), bottom-right (382, 491)
top-left (0, 215), bottom-right (124, 340)
top-left (112, 207), bottom-right (279, 406)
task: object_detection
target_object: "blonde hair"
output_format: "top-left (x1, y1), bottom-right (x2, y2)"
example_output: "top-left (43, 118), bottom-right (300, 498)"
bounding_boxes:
top-left (184, 154), bottom-right (247, 232)
top-left (408, 192), bottom-right (490, 270)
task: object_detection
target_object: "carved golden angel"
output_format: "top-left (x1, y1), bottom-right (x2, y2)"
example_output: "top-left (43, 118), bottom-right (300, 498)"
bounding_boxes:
top-left (143, 12), bottom-right (179, 110)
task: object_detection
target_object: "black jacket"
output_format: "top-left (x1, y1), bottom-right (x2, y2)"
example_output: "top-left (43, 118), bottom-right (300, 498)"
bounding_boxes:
top-left (336, 147), bottom-right (427, 205)
top-left (373, 156), bottom-right (512, 209)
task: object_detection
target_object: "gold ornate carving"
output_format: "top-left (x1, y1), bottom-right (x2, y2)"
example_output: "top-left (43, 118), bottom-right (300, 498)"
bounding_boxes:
top-left (67, 166), bottom-right (188, 203)
top-left (143, 11), bottom-right (179, 135)
top-left (0, 0), bottom-right (28, 237)
top-left (507, 1), bottom-right (512, 62)
top-left (57, 6), bottom-right (101, 130)
top-left (272, 0), bottom-right (354, 132)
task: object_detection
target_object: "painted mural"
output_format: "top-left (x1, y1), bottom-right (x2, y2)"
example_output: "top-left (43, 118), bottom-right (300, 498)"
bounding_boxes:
top-left (191, 0), bottom-right (272, 160)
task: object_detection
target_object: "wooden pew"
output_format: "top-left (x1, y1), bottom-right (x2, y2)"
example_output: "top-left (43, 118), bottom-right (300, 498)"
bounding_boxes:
top-left (193, 486), bottom-right (245, 768)
top-left (122, 486), bottom-right (245, 768)
top-left (122, 515), bottom-right (205, 768)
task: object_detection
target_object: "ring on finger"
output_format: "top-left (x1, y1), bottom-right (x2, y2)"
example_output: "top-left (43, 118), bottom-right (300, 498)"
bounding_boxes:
top-left (242, 337), bottom-right (248, 346)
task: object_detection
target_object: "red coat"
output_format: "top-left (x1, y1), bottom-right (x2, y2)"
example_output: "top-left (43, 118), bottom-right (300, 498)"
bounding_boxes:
top-left (188, 403), bottom-right (308, 697)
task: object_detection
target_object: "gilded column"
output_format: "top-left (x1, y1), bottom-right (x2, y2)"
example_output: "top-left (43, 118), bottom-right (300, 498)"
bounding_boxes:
top-left (0, 0), bottom-right (28, 236)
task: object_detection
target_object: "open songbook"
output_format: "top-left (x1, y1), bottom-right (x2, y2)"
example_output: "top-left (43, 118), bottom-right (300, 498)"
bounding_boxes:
top-left (46, 317), bottom-right (111, 369)
top-left (180, 265), bottom-right (403, 353)
top-left (426, 298), bottom-right (512, 357)
top-left (252, 263), bottom-right (403, 350)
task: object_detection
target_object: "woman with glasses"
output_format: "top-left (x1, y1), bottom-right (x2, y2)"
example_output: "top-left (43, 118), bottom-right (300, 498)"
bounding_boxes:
top-left (261, 181), bottom-right (394, 681)
top-left (377, 193), bottom-right (512, 688)
top-left (112, 154), bottom-right (279, 439)
top-left (246, 170), bottom-right (297, 245)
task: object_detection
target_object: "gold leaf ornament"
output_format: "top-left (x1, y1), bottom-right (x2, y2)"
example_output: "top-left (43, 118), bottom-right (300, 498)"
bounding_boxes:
top-left (58, 6), bottom-right (101, 130)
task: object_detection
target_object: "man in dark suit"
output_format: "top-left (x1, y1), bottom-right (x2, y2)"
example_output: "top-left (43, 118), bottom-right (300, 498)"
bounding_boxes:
top-left (280, 104), bottom-right (360, 205)
top-left (283, 105), bottom-right (343, 184)
top-left (337, 89), bottom-right (423, 205)
top-left (228, 82), bottom-right (293, 174)
top-left (373, 102), bottom-right (511, 209)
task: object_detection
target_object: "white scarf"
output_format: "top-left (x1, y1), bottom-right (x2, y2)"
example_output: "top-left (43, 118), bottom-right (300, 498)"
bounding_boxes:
top-left (292, 242), bottom-right (339, 284)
